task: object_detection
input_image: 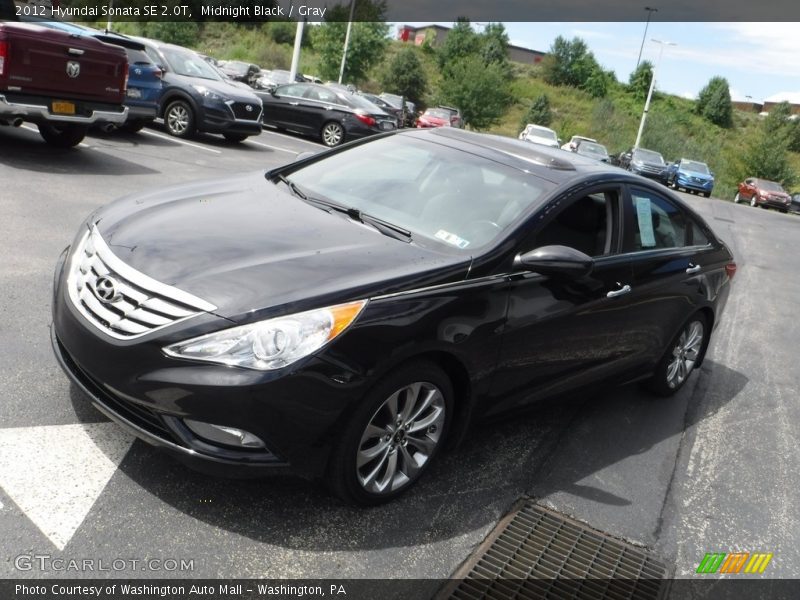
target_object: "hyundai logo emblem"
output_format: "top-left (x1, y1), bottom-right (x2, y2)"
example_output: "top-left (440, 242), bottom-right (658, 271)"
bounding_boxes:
top-left (66, 61), bottom-right (81, 79)
top-left (245, 105), bottom-right (253, 112)
top-left (93, 276), bottom-right (121, 304)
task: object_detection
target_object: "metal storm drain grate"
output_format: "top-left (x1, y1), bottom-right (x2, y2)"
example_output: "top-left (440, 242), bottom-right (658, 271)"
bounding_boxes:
top-left (441, 499), bottom-right (667, 600)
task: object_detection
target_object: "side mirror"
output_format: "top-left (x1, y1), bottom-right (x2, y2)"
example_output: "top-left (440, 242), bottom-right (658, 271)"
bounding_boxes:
top-left (514, 245), bottom-right (594, 278)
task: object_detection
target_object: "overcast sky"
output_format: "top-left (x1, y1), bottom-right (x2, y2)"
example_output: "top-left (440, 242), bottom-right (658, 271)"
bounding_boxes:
top-left (403, 22), bottom-right (800, 104)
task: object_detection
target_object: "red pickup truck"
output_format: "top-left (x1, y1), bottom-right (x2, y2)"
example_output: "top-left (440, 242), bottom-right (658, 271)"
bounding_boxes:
top-left (0, 20), bottom-right (128, 147)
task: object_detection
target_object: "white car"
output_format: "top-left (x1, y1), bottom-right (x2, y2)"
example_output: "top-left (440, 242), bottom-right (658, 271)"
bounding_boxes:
top-left (561, 135), bottom-right (597, 151)
top-left (518, 124), bottom-right (560, 148)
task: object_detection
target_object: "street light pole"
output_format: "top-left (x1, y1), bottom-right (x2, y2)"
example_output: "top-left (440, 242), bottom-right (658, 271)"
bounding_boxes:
top-left (338, 0), bottom-right (356, 85)
top-left (634, 38), bottom-right (676, 149)
top-left (635, 7), bottom-right (658, 70)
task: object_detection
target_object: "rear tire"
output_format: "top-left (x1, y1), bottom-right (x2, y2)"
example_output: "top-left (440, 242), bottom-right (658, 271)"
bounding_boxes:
top-left (223, 133), bottom-right (248, 143)
top-left (164, 100), bottom-right (195, 139)
top-left (326, 361), bottom-right (452, 505)
top-left (320, 121), bottom-right (345, 147)
top-left (644, 313), bottom-right (708, 397)
top-left (734, 192), bottom-right (741, 203)
top-left (37, 123), bottom-right (87, 148)
top-left (750, 195), bottom-right (758, 207)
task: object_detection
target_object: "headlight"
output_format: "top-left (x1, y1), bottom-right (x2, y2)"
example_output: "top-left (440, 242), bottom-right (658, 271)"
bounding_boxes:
top-left (164, 300), bottom-right (367, 370)
top-left (191, 85), bottom-right (226, 102)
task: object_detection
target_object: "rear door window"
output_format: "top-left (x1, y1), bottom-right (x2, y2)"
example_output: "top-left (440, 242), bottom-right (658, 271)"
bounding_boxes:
top-left (624, 188), bottom-right (690, 251)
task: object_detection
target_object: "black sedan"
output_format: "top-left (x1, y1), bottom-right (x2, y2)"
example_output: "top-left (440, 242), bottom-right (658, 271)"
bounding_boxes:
top-left (256, 82), bottom-right (396, 147)
top-left (136, 39), bottom-right (263, 142)
top-left (51, 129), bottom-right (735, 505)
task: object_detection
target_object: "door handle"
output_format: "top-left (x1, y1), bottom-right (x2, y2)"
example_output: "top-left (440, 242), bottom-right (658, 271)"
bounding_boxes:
top-left (606, 284), bottom-right (632, 298)
top-left (685, 264), bottom-right (702, 274)
top-left (289, 102), bottom-right (299, 106)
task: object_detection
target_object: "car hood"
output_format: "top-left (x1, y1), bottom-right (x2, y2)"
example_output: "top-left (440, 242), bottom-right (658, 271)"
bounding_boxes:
top-left (759, 189), bottom-right (790, 198)
top-left (92, 172), bottom-right (470, 323)
top-left (679, 169), bottom-right (713, 180)
top-left (525, 135), bottom-right (559, 147)
top-left (175, 75), bottom-right (261, 103)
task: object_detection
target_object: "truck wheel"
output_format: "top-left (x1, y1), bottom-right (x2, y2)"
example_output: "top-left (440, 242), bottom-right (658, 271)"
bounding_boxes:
top-left (164, 100), bottom-right (195, 138)
top-left (37, 124), bottom-right (87, 148)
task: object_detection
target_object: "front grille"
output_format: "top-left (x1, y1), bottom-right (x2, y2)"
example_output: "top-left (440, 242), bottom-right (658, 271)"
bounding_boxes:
top-left (67, 226), bottom-right (216, 339)
top-left (640, 165), bottom-right (663, 174)
top-left (444, 500), bottom-right (666, 600)
top-left (228, 101), bottom-right (262, 121)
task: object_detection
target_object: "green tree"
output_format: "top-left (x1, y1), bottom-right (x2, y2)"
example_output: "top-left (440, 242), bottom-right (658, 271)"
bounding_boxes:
top-left (380, 47), bottom-right (427, 108)
top-left (541, 35), bottom-right (608, 97)
top-left (696, 76), bottom-right (733, 128)
top-left (480, 22), bottom-right (510, 74)
top-left (143, 22), bottom-right (199, 47)
top-left (438, 55), bottom-right (512, 130)
top-left (584, 65), bottom-right (612, 98)
top-left (739, 104), bottom-right (796, 188)
top-left (311, 21), bottom-right (390, 83)
top-left (437, 18), bottom-right (480, 69)
top-left (628, 60), bottom-right (653, 100)
top-left (520, 94), bottom-right (552, 129)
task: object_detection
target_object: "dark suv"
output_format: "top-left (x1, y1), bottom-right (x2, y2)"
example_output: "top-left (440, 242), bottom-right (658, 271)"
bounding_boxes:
top-left (618, 147), bottom-right (667, 181)
top-left (136, 38), bottom-right (263, 142)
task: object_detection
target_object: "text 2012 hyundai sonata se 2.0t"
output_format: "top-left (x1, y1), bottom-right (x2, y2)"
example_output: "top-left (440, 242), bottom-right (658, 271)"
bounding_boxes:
top-left (51, 128), bottom-right (736, 504)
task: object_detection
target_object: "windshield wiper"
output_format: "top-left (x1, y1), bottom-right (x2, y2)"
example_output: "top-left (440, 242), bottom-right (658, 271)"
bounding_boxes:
top-left (272, 174), bottom-right (411, 242)
top-left (275, 174), bottom-right (308, 200)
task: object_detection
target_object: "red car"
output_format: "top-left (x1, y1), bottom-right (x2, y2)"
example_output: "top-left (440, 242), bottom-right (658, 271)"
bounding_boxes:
top-left (735, 178), bottom-right (792, 213)
top-left (415, 108), bottom-right (452, 128)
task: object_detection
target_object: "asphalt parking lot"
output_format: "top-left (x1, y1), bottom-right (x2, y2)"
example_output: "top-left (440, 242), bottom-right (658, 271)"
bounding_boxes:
top-left (1, 124), bottom-right (799, 591)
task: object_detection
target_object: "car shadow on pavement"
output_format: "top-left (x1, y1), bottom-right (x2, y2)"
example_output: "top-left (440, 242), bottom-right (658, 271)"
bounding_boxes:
top-left (0, 130), bottom-right (159, 176)
top-left (78, 360), bottom-right (747, 552)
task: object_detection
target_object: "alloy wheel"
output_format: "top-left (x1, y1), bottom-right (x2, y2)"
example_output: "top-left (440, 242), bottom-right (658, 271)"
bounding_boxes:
top-left (356, 381), bottom-right (445, 495)
top-left (167, 105), bottom-right (190, 136)
top-left (666, 320), bottom-right (704, 389)
top-left (322, 122), bottom-right (344, 147)
top-left (734, 192), bottom-right (740, 203)
top-left (750, 195), bottom-right (757, 207)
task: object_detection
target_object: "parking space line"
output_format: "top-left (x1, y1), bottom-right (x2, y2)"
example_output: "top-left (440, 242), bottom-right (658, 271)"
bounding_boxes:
top-left (261, 128), bottom-right (324, 147)
top-left (21, 124), bottom-right (89, 148)
top-left (247, 139), bottom-right (297, 153)
top-left (141, 129), bottom-right (222, 154)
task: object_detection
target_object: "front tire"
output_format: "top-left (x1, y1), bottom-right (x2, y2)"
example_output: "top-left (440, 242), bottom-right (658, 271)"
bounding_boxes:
top-left (37, 123), bottom-right (87, 148)
top-left (644, 314), bottom-right (707, 397)
top-left (750, 195), bottom-right (758, 207)
top-left (164, 100), bottom-right (195, 138)
top-left (320, 121), bottom-right (344, 147)
top-left (327, 362), bottom-right (452, 505)
top-left (734, 192), bottom-right (741, 203)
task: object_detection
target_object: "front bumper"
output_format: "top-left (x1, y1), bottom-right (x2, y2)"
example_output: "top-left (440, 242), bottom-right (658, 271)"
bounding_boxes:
top-left (50, 249), bottom-right (368, 479)
top-left (675, 175), bottom-right (713, 194)
top-left (756, 197), bottom-right (791, 210)
top-left (630, 166), bottom-right (666, 181)
top-left (0, 93), bottom-right (128, 126)
top-left (198, 100), bottom-right (263, 136)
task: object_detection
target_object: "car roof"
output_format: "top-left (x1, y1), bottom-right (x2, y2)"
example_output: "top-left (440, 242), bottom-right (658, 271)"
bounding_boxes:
top-left (402, 128), bottom-right (626, 184)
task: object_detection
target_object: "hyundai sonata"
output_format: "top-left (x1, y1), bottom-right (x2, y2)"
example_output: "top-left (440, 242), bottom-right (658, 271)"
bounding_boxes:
top-left (51, 128), bottom-right (735, 504)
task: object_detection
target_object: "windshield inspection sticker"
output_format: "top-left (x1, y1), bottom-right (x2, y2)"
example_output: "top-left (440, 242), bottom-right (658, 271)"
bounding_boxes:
top-left (435, 229), bottom-right (470, 249)
top-left (634, 196), bottom-right (657, 248)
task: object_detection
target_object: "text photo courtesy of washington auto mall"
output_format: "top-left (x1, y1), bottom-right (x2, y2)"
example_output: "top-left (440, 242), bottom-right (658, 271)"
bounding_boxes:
top-left (1, 0), bottom-right (800, 598)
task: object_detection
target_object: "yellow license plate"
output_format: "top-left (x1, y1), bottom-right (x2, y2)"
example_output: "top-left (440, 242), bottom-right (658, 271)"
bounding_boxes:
top-left (52, 101), bottom-right (75, 115)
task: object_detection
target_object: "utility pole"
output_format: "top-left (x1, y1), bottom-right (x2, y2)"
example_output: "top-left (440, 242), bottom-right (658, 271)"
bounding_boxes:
top-left (289, 20), bottom-right (305, 82)
top-left (634, 39), bottom-right (676, 149)
top-left (635, 7), bottom-right (658, 70)
top-left (338, 0), bottom-right (356, 85)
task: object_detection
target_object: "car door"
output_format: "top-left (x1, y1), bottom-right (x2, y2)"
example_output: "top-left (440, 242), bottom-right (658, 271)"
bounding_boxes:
top-left (487, 185), bottom-right (645, 415)
top-left (622, 185), bottom-right (719, 366)
top-left (301, 86), bottom-right (344, 133)
top-left (267, 83), bottom-right (309, 130)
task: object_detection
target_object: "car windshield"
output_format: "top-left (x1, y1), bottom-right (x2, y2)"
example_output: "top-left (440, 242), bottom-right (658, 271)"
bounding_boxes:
top-left (285, 136), bottom-right (552, 250)
top-left (380, 94), bottom-right (403, 107)
top-left (345, 93), bottom-right (384, 111)
top-left (225, 62), bottom-right (250, 75)
top-left (424, 109), bottom-right (451, 119)
top-left (682, 160), bottom-right (709, 174)
top-left (530, 127), bottom-right (557, 140)
top-left (271, 70), bottom-right (293, 84)
top-left (633, 149), bottom-right (665, 164)
top-left (160, 47), bottom-right (222, 80)
top-left (758, 180), bottom-right (785, 193)
top-left (577, 142), bottom-right (608, 159)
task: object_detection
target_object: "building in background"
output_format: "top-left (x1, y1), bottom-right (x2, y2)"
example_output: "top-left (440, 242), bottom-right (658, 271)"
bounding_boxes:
top-left (397, 24), bottom-right (545, 65)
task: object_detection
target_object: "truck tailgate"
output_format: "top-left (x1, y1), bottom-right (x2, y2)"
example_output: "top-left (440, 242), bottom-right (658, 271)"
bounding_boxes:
top-left (0, 23), bottom-right (126, 104)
